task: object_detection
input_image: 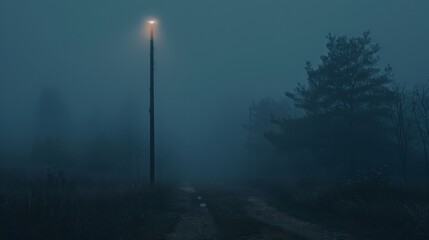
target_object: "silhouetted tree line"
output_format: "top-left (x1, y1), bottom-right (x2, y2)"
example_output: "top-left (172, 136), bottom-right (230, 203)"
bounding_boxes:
top-left (27, 87), bottom-right (144, 180)
top-left (244, 98), bottom-right (291, 176)
top-left (250, 32), bottom-right (429, 187)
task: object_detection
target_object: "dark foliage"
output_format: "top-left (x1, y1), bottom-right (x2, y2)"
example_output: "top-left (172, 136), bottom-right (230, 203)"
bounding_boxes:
top-left (267, 32), bottom-right (395, 173)
top-left (0, 173), bottom-right (173, 240)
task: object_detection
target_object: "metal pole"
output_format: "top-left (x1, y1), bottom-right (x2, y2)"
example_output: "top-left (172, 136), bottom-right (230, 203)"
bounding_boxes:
top-left (149, 24), bottom-right (155, 186)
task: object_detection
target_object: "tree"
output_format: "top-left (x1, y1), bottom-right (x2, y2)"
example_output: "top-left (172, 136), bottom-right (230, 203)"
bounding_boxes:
top-left (287, 32), bottom-right (393, 121)
top-left (244, 98), bottom-right (291, 176)
top-left (36, 87), bottom-right (70, 138)
top-left (276, 32), bottom-right (394, 172)
top-left (245, 98), bottom-right (291, 140)
top-left (32, 87), bottom-right (70, 172)
top-left (389, 84), bottom-right (414, 184)
top-left (411, 83), bottom-right (429, 186)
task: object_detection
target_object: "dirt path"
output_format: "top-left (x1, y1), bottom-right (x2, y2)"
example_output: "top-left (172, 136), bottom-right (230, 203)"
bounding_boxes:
top-left (246, 196), bottom-right (353, 240)
top-left (201, 186), bottom-right (306, 240)
top-left (165, 183), bottom-right (217, 240)
top-left (164, 184), bottom-right (353, 240)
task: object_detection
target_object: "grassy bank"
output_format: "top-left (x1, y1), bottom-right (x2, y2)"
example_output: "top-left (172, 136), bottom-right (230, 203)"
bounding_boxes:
top-left (263, 178), bottom-right (429, 240)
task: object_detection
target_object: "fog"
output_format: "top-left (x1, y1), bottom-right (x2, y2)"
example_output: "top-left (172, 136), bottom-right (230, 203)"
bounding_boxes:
top-left (1, 0), bottom-right (428, 182)
top-left (2, 1), bottom-right (429, 239)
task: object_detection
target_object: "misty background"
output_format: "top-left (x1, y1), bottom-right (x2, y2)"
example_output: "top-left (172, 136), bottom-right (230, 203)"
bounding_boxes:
top-left (1, 0), bottom-right (428, 181)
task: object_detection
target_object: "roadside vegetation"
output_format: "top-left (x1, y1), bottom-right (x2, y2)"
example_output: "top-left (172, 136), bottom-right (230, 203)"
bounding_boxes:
top-left (247, 32), bottom-right (429, 239)
top-left (0, 171), bottom-right (176, 240)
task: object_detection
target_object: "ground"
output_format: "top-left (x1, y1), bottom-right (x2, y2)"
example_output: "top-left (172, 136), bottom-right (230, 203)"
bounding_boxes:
top-left (5, 179), bottom-right (412, 239)
top-left (161, 183), bottom-right (352, 240)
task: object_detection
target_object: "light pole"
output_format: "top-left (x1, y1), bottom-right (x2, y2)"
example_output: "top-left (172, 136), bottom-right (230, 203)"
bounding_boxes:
top-left (148, 20), bottom-right (156, 186)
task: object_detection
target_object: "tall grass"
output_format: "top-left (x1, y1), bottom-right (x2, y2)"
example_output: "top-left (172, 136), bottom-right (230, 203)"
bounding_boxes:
top-left (263, 169), bottom-right (429, 240)
top-left (317, 178), bottom-right (429, 239)
top-left (0, 171), bottom-right (172, 240)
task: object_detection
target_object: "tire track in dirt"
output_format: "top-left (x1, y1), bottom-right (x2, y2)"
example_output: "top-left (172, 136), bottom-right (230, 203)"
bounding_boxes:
top-left (201, 186), bottom-right (306, 240)
top-left (246, 196), bottom-right (354, 240)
